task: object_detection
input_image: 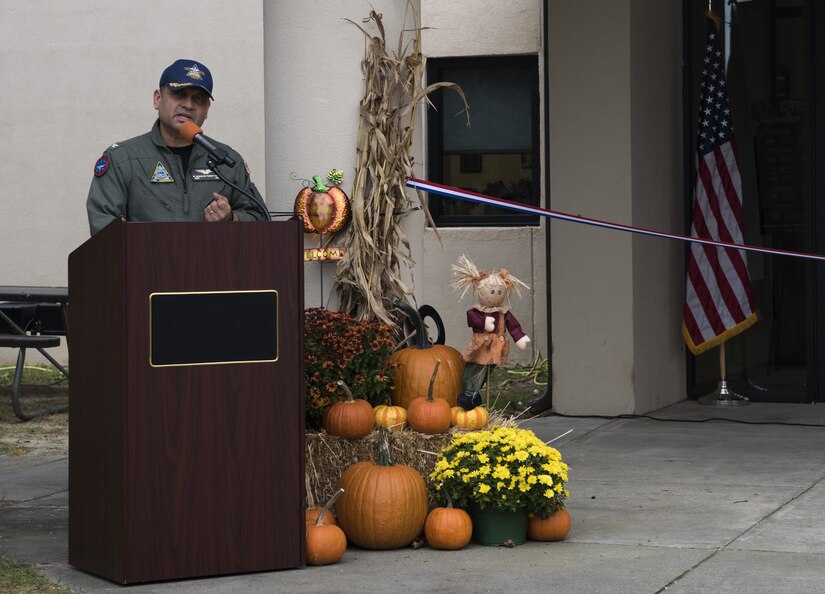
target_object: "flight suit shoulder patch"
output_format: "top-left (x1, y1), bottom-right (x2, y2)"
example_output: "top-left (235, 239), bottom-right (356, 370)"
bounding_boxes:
top-left (94, 156), bottom-right (109, 177)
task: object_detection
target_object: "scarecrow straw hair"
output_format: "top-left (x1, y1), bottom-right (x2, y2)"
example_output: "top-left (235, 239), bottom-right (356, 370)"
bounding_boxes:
top-left (335, 4), bottom-right (469, 326)
top-left (451, 253), bottom-right (530, 300)
top-left (451, 253), bottom-right (483, 300)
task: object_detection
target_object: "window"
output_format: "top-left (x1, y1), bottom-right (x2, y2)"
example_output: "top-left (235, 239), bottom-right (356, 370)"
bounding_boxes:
top-left (426, 56), bottom-right (540, 226)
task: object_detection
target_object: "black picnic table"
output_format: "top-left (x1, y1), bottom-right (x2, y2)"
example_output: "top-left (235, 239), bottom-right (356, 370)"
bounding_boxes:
top-left (0, 286), bottom-right (69, 420)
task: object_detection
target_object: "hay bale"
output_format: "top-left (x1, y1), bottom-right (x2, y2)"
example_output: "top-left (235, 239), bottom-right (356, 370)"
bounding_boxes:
top-left (305, 429), bottom-right (451, 507)
top-left (304, 409), bottom-right (514, 507)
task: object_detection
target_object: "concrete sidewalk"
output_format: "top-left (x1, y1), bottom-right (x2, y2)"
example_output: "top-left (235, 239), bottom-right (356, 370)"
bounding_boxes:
top-left (2, 400), bottom-right (825, 593)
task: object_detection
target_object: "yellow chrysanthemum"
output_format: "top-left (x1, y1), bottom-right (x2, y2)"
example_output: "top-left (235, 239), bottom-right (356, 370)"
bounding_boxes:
top-left (430, 426), bottom-right (569, 515)
top-left (492, 465), bottom-right (511, 480)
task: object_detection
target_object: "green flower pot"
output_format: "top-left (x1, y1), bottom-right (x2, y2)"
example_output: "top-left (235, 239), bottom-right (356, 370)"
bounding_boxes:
top-left (471, 504), bottom-right (527, 546)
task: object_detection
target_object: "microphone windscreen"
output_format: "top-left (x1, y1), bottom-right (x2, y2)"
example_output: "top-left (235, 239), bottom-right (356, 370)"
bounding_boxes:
top-left (179, 121), bottom-right (202, 143)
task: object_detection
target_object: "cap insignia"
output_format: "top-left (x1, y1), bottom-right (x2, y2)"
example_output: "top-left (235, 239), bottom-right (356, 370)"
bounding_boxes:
top-left (185, 64), bottom-right (204, 81)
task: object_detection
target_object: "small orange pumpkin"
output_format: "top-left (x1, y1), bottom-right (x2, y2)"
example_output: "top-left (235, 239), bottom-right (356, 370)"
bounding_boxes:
top-left (374, 401), bottom-right (407, 432)
top-left (390, 301), bottom-right (464, 409)
top-left (294, 175), bottom-right (351, 234)
top-left (527, 508), bottom-right (571, 542)
top-left (335, 428), bottom-right (428, 549)
top-left (451, 405), bottom-right (489, 430)
top-left (406, 361), bottom-right (452, 435)
top-left (306, 488), bottom-right (348, 565)
top-left (306, 506), bottom-right (338, 527)
top-left (424, 491), bottom-right (472, 550)
top-left (322, 380), bottom-right (374, 440)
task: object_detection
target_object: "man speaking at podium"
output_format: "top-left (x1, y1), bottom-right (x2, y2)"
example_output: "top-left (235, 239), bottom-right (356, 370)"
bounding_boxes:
top-left (86, 59), bottom-right (266, 235)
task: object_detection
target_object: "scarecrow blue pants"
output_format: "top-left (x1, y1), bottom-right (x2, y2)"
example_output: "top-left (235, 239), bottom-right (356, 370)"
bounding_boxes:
top-left (458, 362), bottom-right (493, 410)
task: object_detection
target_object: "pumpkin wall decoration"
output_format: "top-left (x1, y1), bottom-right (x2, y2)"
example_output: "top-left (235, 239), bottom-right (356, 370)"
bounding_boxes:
top-left (306, 488), bottom-right (348, 566)
top-left (424, 490), bottom-right (472, 550)
top-left (321, 380), bottom-right (374, 440)
top-left (390, 300), bottom-right (464, 409)
top-left (293, 169), bottom-right (351, 234)
top-left (450, 405), bottom-right (489, 431)
top-left (406, 361), bottom-right (452, 435)
top-left (335, 428), bottom-right (428, 550)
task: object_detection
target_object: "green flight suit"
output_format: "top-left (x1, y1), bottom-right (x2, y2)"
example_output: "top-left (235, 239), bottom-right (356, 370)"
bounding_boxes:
top-left (87, 120), bottom-right (266, 235)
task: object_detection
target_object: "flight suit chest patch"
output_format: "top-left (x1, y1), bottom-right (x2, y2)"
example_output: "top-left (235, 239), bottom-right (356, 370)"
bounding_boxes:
top-left (150, 162), bottom-right (175, 183)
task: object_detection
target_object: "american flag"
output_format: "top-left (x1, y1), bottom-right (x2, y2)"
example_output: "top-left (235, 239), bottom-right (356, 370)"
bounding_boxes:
top-left (682, 16), bottom-right (757, 355)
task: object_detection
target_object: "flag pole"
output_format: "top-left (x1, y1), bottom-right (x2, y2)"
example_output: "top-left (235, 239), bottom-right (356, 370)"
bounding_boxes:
top-left (698, 341), bottom-right (749, 406)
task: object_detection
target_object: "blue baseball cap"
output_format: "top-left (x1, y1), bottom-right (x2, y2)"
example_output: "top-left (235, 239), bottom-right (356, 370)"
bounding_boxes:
top-left (159, 59), bottom-right (214, 99)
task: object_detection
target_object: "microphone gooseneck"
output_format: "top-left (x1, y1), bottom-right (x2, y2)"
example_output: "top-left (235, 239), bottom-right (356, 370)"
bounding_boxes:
top-left (178, 122), bottom-right (271, 221)
top-left (179, 122), bottom-right (236, 168)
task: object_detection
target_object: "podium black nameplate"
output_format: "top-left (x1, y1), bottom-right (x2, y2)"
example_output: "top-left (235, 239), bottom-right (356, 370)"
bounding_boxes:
top-left (150, 290), bottom-right (278, 366)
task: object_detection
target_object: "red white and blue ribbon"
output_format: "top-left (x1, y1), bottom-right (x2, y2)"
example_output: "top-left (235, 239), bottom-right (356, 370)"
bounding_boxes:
top-left (406, 178), bottom-right (825, 263)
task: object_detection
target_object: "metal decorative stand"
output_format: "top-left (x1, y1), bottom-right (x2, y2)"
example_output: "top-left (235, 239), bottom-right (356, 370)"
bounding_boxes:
top-left (698, 341), bottom-right (749, 407)
top-left (698, 378), bottom-right (749, 406)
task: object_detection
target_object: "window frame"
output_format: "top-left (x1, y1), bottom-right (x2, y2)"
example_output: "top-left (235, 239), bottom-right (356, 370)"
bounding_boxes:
top-left (426, 55), bottom-right (541, 227)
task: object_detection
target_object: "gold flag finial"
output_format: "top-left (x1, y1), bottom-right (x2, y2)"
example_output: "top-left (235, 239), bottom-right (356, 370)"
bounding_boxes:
top-left (705, 8), bottom-right (722, 31)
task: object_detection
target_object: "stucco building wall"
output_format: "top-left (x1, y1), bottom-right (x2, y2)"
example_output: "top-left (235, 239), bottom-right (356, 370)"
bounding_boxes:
top-left (2, 0), bottom-right (688, 415)
top-left (0, 0), bottom-right (266, 365)
top-left (548, 0), bottom-right (685, 414)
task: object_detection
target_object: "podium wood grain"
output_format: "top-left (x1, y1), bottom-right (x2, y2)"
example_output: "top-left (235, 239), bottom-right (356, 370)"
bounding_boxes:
top-left (68, 220), bottom-right (305, 584)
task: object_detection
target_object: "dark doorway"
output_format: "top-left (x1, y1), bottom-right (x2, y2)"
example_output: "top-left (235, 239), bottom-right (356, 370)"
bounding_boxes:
top-left (685, 0), bottom-right (821, 402)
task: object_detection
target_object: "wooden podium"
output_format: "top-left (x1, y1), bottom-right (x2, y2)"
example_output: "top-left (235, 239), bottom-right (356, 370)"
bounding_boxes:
top-left (68, 219), bottom-right (305, 584)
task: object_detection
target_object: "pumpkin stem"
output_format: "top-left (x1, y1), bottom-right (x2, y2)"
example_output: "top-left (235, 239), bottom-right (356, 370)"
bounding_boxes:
top-left (375, 426), bottom-right (395, 467)
top-left (336, 379), bottom-right (355, 403)
top-left (393, 299), bottom-right (431, 350)
top-left (438, 482), bottom-right (454, 509)
top-left (316, 488), bottom-right (344, 526)
top-left (306, 473), bottom-right (317, 508)
top-left (311, 174), bottom-right (330, 192)
top-left (427, 360), bottom-right (441, 402)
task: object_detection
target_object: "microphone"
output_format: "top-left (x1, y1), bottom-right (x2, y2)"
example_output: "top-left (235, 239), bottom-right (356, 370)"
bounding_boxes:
top-left (179, 122), bottom-right (236, 168)
top-left (179, 121), bottom-right (271, 221)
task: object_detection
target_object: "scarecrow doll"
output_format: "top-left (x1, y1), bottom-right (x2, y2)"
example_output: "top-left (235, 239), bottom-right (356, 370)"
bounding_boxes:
top-left (452, 254), bottom-right (531, 410)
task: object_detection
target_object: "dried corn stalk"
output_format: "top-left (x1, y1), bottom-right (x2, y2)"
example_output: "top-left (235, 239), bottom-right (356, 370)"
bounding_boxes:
top-left (335, 5), bottom-right (468, 326)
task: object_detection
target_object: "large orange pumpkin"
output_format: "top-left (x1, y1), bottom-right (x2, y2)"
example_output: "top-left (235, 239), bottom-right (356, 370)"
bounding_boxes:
top-left (335, 428), bottom-right (428, 549)
top-left (391, 301), bottom-right (464, 409)
top-left (322, 380), bottom-right (374, 440)
top-left (293, 175), bottom-right (351, 234)
top-left (306, 488), bottom-right (347, 565)
top-left (527, 508), bottom-right (571, 542)
top-left (406, 361), bottom-right (452, 435)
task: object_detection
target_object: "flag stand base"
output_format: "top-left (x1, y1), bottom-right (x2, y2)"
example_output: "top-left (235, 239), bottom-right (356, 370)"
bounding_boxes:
top-left (697, 379), bottom-right (749, 407)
